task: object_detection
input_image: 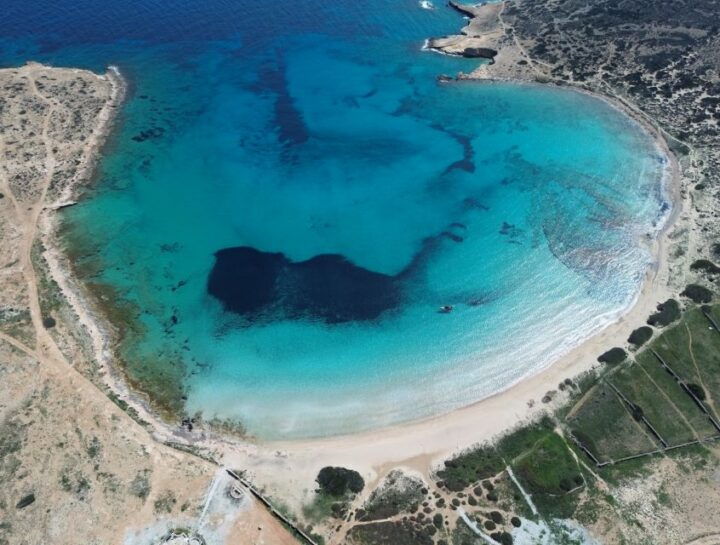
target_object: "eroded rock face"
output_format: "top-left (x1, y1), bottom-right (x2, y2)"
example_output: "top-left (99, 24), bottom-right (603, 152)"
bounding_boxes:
top-left (426, 1), bottom-right (503, 58)
top-left (461, 47), bottom-right (497, 60)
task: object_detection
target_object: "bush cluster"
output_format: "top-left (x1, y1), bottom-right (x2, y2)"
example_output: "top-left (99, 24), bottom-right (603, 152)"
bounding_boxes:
top-left (597, 347), bottom-right (626, 365)
top-left (681, 284), bottom-right (713, 304)
top-left (647, 299), bottom-right (681, 327)
top-left (628, 326), bottom-right (653, 347)
top-left (316, 466), bottom-right (364, 496)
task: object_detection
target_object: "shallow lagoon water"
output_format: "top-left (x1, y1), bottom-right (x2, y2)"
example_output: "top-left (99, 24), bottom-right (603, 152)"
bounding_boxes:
top-left (2, 0), bottom-right (668, 437)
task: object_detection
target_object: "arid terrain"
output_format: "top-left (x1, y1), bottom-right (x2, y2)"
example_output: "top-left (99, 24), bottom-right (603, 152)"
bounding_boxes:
top-left (0, 64), bottom-right (296, 545)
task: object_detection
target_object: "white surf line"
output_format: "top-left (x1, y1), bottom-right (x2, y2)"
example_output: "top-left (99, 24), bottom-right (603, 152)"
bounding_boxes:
top-left (457, 508), bottom-right (496, 545)
top-left (196, 468), bottom-right (224, 530)
top-left (505, 465), bottom-right (539, 517)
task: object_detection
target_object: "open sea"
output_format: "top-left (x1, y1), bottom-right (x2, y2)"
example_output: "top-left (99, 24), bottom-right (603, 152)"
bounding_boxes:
top-left (2, 0), bottom-right (669, 438)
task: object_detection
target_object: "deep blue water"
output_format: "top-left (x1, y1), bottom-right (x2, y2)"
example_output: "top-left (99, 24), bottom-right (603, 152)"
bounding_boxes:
top-left (2, 0), bottom-right (669, 437)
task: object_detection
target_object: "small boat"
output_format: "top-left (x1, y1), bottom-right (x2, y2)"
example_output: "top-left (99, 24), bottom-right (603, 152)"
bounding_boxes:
top-left (419, 0), bottom-right (435, 9)
top-left (438, 305), bottom-right (453, 313)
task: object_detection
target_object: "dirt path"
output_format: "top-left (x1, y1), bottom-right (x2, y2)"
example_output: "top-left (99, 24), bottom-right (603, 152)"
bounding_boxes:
top-left (686, 323), bottom-right (719, 419)
top-left (496, 3), bottom-right (547, 77)
top-left (554, 427), bottom-right (609, 492)
top-left (0, 65), bottom-right (299, 545)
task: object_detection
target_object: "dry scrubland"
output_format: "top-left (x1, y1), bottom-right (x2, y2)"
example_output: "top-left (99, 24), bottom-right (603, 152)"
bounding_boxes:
top-left (0, 64), bottom-right (294, 545)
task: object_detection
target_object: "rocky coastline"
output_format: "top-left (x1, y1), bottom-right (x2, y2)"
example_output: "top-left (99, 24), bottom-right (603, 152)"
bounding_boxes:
top-left (426, 1), bottom-right (502, 60)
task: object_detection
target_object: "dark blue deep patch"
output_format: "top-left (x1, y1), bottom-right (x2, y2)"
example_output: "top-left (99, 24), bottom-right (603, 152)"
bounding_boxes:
top-left (207, 247), bottom-right (401, 324)
top-left (206, 212), bottom-right (490, 325)
top-left (252, 59), bottom-right (310, 149)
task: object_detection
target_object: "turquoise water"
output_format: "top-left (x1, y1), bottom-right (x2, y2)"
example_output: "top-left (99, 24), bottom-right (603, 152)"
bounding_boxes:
top-left (3, 0), bottom-right (669, 437)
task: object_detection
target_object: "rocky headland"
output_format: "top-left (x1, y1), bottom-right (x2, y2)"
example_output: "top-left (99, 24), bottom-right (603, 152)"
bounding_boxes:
top-left (427, 1), bottom-right (503, 60)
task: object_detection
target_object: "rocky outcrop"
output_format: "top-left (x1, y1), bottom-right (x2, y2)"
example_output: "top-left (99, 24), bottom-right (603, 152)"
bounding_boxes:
top-left (461, 47), bottom-right (498, 60)
top-left (426, 2), bottom-right (503, 59)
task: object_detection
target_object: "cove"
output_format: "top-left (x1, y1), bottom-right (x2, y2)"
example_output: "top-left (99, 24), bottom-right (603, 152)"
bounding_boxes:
top-left (1, 0), bottom-right (670, 437)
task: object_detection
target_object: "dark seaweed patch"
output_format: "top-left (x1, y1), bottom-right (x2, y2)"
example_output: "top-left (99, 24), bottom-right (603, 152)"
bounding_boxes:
top-left (207, 220), bottom-right (481, 325)
top-left (207, 247), bottom-right (400, 324)
top-left (254, 58), bottom-right (309, 149)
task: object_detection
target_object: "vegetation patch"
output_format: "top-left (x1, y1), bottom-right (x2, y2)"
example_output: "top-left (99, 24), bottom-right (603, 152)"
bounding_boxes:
top-left (647, 299), bottom-right (681, 327)
top-left (316, 466), bottom-right (364, 497)
top-left (356, 470), bottom-right (425, 521)
top-left (628, 326), bottom-right (653, 348)
top-left (514, 434), bottom-right (583, 517)
top-left (611, 364), bottom-right (695, 445)
top-left (635, 350), bottom-right (718, 438)
top-left (690, 259), bottom-right (720, 274)
top-left (153, 490), bottom-right (177, 514)
top-left (567, 383), bottom-right (656, 462)
top-left (597, 347), bottom-right (627, 365)
top-left (681, 284), bottom-right (713, 304)
top-left (346, 520), bottom-right (434, 545)
top-left (59, 469), bottom-right (92, 501)
top-left (0, 414), bottom-right (25, 482)
top-left (451, 521), bottom-right (489, 545)
top-left (437, 418), bottom-right (556, 493)
top-left (130, 469), bottom-right (151, 500)
top-left (436, 444), bottom-right (504, 492)
top-left (652, 306), bottom-right (720, 409)
top-left (305, 466), bottom-right (365, 522)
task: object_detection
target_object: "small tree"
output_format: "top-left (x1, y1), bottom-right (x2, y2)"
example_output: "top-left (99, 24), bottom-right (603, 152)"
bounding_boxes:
top-left (687, 383), bottom-right (706, 401)
top-left (316, 466), bottom-right (364, 496)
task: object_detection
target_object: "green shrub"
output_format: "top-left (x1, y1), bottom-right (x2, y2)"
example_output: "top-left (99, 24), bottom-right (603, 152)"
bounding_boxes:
top-left (691, 259), bottom-right (720, 274)
top-left (628, 326), bottom-right (653, 347)
top-left (647, 299), bottom-right (681, 327)
top-left (712, 244), bottom-right (720, 261)
top-left (687, 383), bottom-right (706, 401)
top-left (681, 284), bottom-right (713, 304)
top-left (15, 494), bottom-right (35, 509)
top-left (597, 347), bottom-right (626, 365)
top-left (130, 471), bottom-right (151, 500)
top-left (316, 467), bottom-right (364, 496)
top-left (630, 404), bottom-right (644, 422)
top-left (436, 445), bottom-right (503, 491)
top-left (498, 532), bottom-right (513, 545)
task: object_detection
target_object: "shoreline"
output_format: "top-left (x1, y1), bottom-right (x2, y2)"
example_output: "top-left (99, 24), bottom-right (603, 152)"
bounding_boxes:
top-left (37, 55), bottom-right (685, 506)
